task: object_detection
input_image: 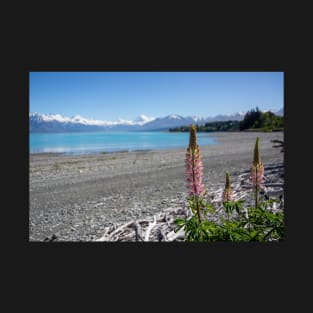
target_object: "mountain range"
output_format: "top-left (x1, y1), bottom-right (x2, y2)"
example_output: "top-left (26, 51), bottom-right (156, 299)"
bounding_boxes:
top-left (29, 108), bottom-right (283, 132)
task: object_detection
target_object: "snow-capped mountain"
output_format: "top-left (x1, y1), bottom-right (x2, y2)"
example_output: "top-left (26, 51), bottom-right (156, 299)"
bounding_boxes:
top-left (139, 114), bottom-right (221, 131)
top-left (134, 114), bottom-right (156, 125)
top-left (29, 112), bottom-right (156, 132)
top-left (29, 112), bottom-right (152, 126)
top-left (30, 111), bottom-right (246, 133)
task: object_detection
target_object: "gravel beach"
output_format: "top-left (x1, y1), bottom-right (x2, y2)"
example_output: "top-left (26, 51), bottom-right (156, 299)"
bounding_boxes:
top-left (29, 131), bottom-right (284, 241)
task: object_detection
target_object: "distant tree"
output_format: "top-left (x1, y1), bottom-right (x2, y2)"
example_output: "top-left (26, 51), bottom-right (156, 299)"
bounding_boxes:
top-left (239, 108), bottom-right (283, 131)
top-left (239, 107), bottom-right (262, 130)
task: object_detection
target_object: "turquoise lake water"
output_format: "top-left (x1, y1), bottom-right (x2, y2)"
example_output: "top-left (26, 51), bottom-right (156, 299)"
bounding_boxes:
top-left (29, 132), bottom-right (217, 154)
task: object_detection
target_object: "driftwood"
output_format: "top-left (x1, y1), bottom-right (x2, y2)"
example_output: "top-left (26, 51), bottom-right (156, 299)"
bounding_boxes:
top-left (144, 215), bottom-right (157, 241)
top-left (94, 207), bottom-right (188, 242)
top-left (95, 221), bottom-right (134, 241)
top-left (166, 228), bottom-right (185, 241)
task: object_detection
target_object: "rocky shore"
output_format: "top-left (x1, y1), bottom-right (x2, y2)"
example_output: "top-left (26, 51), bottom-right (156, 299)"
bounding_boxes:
top-left (29, 131), bottom-right (284, 241)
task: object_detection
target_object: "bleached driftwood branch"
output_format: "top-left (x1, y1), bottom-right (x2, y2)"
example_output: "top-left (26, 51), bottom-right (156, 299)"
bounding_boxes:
top-left (144, 215), bottom-right (157, 241)
top-left (94, 207), bottom-right (187, 242)
top-left (95, 221), bottom-right (134, 241)
top-left (167, 228), bottom-right (185, 241)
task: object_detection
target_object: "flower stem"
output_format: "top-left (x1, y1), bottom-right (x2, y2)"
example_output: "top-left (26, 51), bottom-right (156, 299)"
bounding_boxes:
top-left (196, 197), bottom-right (201, 223)
top-left (255, 167), bottom-right (259, 209)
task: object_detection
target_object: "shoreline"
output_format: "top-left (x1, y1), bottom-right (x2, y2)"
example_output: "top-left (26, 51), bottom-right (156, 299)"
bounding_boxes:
top-left (29, 131), bottom-right (284, 157)
top-left (29, 149), bottom-right (157, 157)
top-left (29, 131), bottom-right (284, 241)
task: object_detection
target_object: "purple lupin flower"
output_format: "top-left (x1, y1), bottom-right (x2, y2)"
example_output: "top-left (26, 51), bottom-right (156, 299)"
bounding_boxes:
top-left (185, 125), bottom-right (205, 197)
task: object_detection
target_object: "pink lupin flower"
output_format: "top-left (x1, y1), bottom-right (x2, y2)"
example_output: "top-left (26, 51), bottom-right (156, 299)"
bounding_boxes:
top-left (250, 163), bottom-right (265, 190)
top-left (185, 125), bottom-right (205, 197)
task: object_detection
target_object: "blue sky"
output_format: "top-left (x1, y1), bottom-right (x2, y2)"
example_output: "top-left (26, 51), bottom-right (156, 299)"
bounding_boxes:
top-left (29, 72), bottom-right (284, 120)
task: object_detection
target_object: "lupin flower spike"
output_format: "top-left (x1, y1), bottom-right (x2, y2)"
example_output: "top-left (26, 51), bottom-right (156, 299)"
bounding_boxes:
top-left (189, 124), bottom-right (197, 151)
top-left (250, 137), bottom-right (265, 189)
top-left (185, 125), bottom-right (205, 197)
top-left (223, 172), bottom-right (233, 202)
